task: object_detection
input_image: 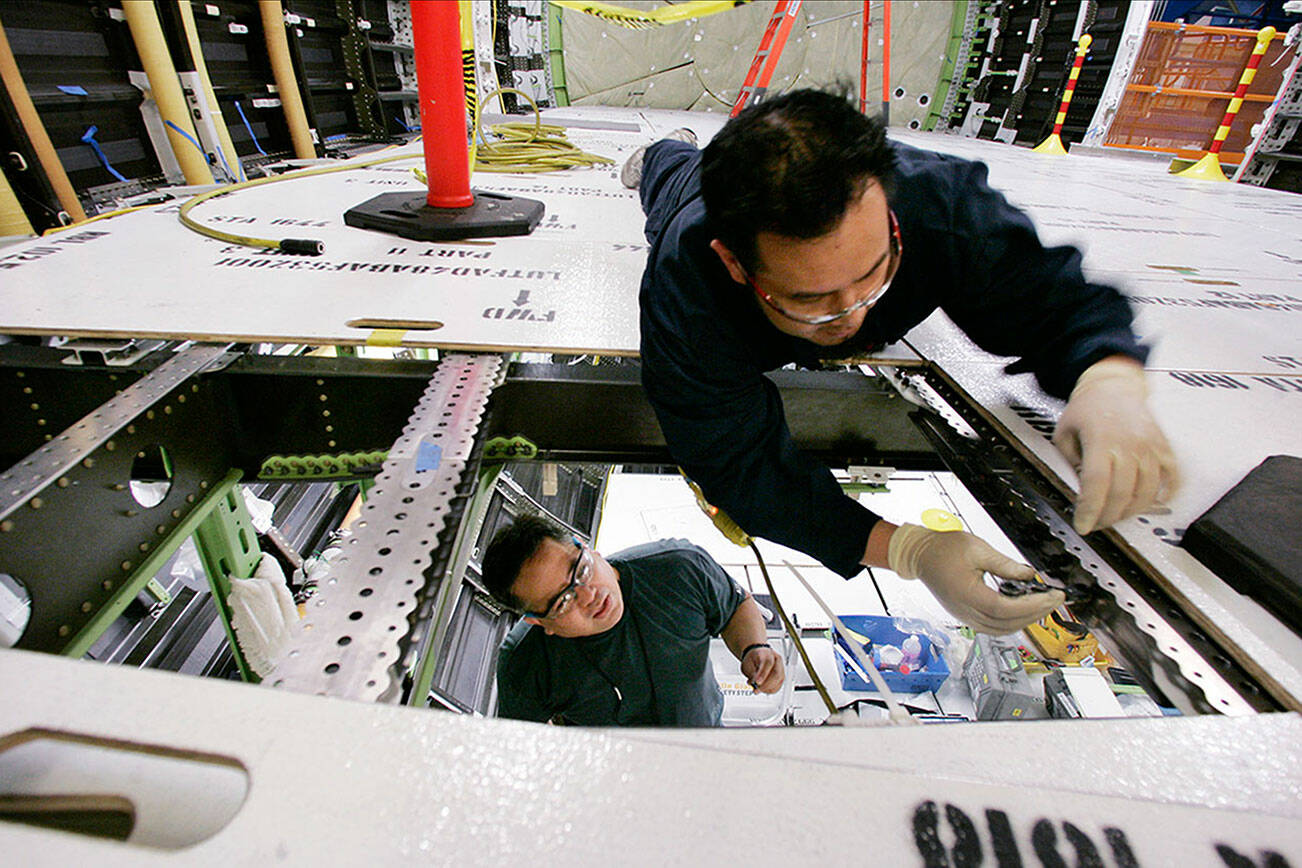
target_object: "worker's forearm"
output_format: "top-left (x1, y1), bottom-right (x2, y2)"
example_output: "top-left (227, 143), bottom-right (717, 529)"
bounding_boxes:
top-left (862, 519), bottom-right (898, 568)
top-left (721, 596), bottom-right (768, 660)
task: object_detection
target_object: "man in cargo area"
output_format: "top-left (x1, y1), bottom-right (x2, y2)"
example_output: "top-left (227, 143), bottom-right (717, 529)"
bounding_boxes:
top-left (484, 515), bottom-right (783, 726)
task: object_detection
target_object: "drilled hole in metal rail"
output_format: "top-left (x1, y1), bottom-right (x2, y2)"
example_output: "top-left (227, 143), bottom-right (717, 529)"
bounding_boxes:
top-left (378, 547), bottom-right (391, 556)
top-left (324, 663), bottom-right (340, 674)
top-left (349, 611), bottom-right (363, 621)
top-left (369, 567), bottom-right (382, 576)
top-left (359, 588), bottom-right (373, 597)
top-left (337, 636), bottom-right (351, 646)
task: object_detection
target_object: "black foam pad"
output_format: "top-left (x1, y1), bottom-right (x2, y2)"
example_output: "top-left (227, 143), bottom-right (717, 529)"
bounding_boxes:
top-left (1182, 455), bottom-right (1302, 636)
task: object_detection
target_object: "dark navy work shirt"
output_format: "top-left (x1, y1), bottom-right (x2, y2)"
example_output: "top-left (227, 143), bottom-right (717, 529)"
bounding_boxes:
top-left (637, 140), bottom-right (1146, 578)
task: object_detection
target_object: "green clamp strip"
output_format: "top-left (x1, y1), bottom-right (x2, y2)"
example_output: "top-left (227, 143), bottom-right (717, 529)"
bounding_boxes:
top-left (259, 450), bottom-right (388, 480)
top-left (483, 436), bottom-right (538, 461)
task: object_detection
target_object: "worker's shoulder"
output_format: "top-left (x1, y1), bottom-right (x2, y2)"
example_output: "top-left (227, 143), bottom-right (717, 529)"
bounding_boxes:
top-left (498, 618), bottom-right (542, 664)
top-left (610, 538), bottom-right (718, 569)
top-left (887, 139), bottom-right (1003, 233)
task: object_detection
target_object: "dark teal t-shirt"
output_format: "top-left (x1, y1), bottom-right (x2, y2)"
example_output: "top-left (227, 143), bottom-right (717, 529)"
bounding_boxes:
top-left (495, 539), bottom-right (747, 727)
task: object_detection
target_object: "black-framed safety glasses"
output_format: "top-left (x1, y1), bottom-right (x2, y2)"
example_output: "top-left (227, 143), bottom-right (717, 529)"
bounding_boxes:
top-left (521, 537), bottom-right (592, 620)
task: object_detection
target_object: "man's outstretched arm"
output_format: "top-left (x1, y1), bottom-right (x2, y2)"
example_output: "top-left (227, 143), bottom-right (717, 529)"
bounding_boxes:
top-left (720, 596), bottom-right (785, 694)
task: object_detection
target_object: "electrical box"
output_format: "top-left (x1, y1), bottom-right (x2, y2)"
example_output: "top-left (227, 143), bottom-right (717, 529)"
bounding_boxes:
top-left (962, 633), bottom-right (1048, 720)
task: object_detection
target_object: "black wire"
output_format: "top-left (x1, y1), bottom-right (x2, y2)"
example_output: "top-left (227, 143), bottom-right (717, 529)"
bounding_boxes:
top-left (749, 541), bottom-right (838, 719)
top-left (868, 567), bottom-right (891, 615)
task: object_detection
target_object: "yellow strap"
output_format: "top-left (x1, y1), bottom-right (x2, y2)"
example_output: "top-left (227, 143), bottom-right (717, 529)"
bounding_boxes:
top-left (550, 0), bottom-right (749, 28)
top-left (365, 329), bottom-right (407, 347)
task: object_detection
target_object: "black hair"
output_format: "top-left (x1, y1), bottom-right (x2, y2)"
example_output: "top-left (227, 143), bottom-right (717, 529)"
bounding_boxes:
top-left (480, 514), bottom-right (568, 612)
top-left (700, 87), bottom-right (896, 274)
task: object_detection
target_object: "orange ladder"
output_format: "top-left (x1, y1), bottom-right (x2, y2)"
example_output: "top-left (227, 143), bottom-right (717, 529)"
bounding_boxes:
top-left (730, 0), bottom-right (803, 117)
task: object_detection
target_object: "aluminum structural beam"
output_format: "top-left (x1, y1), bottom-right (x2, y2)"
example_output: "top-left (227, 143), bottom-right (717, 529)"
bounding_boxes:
top-left (265, 353), bottom-right (505, 702)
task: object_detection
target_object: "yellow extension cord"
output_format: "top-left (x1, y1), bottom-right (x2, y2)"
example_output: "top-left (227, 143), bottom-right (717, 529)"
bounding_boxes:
top-left (176, 87), bottom-right (610, 252)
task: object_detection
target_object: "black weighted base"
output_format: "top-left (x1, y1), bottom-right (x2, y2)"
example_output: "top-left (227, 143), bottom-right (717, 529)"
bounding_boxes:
top-left (344, 190), bottom-right (545, 241)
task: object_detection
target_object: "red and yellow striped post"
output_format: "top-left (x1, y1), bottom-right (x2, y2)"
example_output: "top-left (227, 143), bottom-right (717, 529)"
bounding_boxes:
top-left (1175, 26), bottom-right (1277, 181)
top-left (1034, 34), bottom-right (1092, 155)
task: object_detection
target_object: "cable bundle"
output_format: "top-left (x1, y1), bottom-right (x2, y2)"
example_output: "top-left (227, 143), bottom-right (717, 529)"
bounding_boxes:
top-left (471, 87), bottom-right (614, 174)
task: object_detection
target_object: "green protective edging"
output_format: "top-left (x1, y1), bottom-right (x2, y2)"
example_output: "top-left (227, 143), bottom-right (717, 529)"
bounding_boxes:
top-left (924, 1), bottom-right (969, 132)
top-left (548, 2), bottom-right (570, 107)
top-left (193, 477), bottom-right (264, 682)
top-left (61, 470), bottom-right (244, 659)
top-left (840, 483), bottom-right (889, 494)
top-left (407, 464), bottom-right (504, 707)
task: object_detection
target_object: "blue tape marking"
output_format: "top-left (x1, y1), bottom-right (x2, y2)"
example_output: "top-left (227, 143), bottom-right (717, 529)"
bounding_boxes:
top-left (80, 126), bottom-right (127, 182)
top-left (57, 85), bottom-right (88, 96)
top-left (415, 441), bottom-right (442, 473)
top-left (235, 101), bottom-right (268, 156)
top-left (163, 119), bottom-right (204, 153)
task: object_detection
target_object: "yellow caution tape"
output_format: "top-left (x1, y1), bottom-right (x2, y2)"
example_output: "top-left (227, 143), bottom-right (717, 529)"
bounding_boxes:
top-left (550, 0), bottom-right (750, 29)
top-left (459, 0), bottom-right (477, 120)
top-left (365, 329), bottom-right (407, 347)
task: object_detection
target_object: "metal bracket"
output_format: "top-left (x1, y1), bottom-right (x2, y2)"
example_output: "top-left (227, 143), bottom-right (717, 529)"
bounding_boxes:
top-left (51, 337), bottom-right (169, 367)
top-left (267, 354), bottom-right (505, 702)
top-left (0, 343), bottom-right (231, 524)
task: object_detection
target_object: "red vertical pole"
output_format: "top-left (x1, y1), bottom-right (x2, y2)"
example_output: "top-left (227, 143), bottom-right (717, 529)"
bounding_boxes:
top-left (880, 0), bottom-right (891, 125)
top-left (859, 1), bottom-right (870, 114)
top-left (411, 0), bottom-right (473, 209)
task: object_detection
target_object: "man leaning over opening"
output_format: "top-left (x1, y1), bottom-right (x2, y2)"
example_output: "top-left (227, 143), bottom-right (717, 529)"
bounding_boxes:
top-left (627, 88), bottom-right (1178, 635)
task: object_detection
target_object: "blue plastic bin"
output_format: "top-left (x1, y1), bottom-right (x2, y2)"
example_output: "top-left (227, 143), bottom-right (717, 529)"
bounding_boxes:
top-left (833, 615), bottom-right (950, 693)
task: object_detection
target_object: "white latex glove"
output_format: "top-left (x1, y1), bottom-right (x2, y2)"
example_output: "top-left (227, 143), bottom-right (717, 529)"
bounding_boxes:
top-left (1052, 356), bottom-right (1179, 535)
top-left (887, 524), bottom-right (1065, 634)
